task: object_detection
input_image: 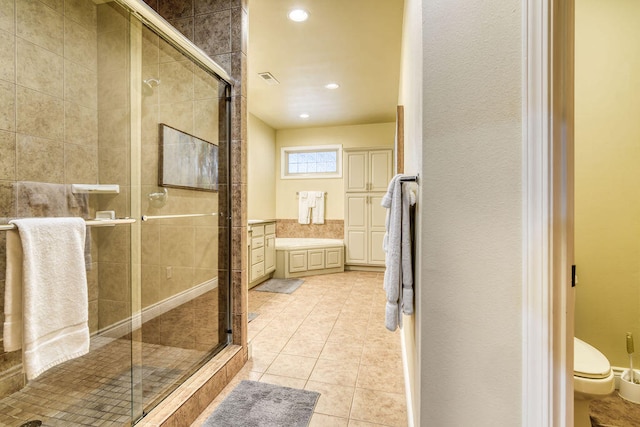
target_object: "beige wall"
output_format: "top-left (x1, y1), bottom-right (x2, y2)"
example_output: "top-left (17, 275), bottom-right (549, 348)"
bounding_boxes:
top-left (575, 0), bottom-right (640, 367)
top-left (275, 122), bottom-right (395, 220)
top-left (398, 0), bottom-right (422, 424)
top-left (248, 113), bottom-right (276, 220)
top-left (420, 0), bottom-right (522, 424)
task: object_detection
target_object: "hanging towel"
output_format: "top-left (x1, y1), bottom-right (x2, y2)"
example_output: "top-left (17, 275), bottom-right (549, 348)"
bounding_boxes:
top-left (16, 182), bottom-right (92, 270)
top-left (400, 182), bottom-right (416, 316)
top-left (381, 175), bottom-right (416, 331)
top-left (4, 217), bottom-right (90, 380)
top-left (311, 191), bottom-right (325, 224)
top-left (298, 191), bottom-right (311, 224)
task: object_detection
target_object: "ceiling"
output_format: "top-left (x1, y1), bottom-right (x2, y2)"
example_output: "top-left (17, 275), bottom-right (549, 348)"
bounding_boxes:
top-left (247, 0), bottom-right (405, 130)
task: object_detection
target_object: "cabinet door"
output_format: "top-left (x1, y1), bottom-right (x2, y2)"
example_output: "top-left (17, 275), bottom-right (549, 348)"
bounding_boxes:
top-left (345, 151), bottom-right (368, 192)
top-left (251, 261), bottom-right (265, 282)
top-left (369, 150), bottom-right (393, 192)
top-left (264, 234), bottom-right (276, 273)
top-left (251, 224), bottom-right (265, 237)
top-left (345, 194), bottom-right (368, 264)
top-left (368, 193), bottom-right (387, 265)
top-left (251, 246), bottom-right (264, 264)
top-left (288, 250), bottom-right (308, 273)
top-left (307, 249), bottom-right (325, 270)
top-left (325, 247), bottom-right (343, 268)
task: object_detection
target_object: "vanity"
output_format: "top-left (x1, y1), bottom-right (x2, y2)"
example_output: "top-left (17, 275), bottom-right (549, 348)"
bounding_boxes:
top-left (248, 220), bottom-right (276, 288)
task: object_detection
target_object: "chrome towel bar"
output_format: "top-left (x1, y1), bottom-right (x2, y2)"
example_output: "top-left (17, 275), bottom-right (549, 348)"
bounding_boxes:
top-left (141, 213), bottom-right (217, 221)
top-left (0, 218), bottom-right (136, 231)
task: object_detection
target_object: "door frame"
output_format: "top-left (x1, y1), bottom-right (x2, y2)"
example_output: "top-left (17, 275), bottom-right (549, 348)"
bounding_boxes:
top-left (523, 0), bottom-right (574, 425)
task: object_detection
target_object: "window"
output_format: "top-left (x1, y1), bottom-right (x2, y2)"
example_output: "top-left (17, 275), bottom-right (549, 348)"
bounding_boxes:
top-left (281, 145), bottom-right (342, 179)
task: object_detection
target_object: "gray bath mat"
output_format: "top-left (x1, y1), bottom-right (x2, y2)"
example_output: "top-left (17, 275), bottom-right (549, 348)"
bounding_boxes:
top-left (202, 380), bottom-right (319, 427)
top-left (254, 278), bottom-right (304, 294)
top-left (248, 312), bottom-right (259, 322)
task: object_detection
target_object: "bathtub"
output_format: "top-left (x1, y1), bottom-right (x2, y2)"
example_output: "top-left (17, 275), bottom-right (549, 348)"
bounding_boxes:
top-left (274, 238), bottom-right (345, 278)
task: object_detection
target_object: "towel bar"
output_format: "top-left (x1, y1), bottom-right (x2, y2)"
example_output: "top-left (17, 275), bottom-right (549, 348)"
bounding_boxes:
top-left (399, 175), bottom-right (419, 183)
top-left (141, 213), bottom-right (217, 221)
top-left (0, 218), bottom-right (136, 231)
top-left (295, 192), bottom-right (327, 197)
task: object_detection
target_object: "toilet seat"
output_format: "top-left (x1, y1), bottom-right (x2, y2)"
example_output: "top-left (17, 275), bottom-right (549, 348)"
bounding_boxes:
top-left (574, 337), bottom-right (611, 379)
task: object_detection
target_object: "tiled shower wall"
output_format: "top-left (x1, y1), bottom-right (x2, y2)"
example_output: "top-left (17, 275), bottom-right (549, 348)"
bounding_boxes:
top-left (0, 0), bottom-right (247, 407)
top-left (0, 0), bottom-right (101, 397)
top-left (137, 24), bottom-right (223, 349)
top-left (95, 2), bottom-right (132, 332)
top-left (145, 0), bottom-right (249, 356)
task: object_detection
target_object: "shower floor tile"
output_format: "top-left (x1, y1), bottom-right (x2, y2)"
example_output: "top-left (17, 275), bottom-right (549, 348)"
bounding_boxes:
top-left (0, 337), bottom-right (206, 427)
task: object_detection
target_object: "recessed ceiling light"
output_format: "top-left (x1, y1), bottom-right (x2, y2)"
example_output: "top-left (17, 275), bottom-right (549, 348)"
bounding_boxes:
top-left (325, 83), bottom-right (340, 90)
top-left (299, 113), bottom-right (310, 119)
top-left (288, 9), bottom-right (309, 22)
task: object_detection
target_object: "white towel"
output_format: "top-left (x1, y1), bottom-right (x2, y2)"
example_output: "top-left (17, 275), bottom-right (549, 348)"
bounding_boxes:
top-left (311, 191), bottom-right (325, 224)
top-left (400, 183), bottom-right (416, 316)
top-left (4, 217), bottom-right (90, 380)
top-left (298, 191), bottom-right (311, 224)
top-left (381, 175), bottom-right (416, 331)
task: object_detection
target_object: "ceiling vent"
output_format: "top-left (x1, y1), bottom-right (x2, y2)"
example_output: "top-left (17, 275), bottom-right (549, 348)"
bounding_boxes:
top-left (258, 72), bottom-right (280, 85)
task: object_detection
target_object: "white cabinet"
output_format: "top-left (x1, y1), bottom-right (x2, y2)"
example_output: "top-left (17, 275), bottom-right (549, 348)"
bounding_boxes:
top-left (345, 193), bottom-right (386, 266)
top-left (264, 222), bottom-right (276, 274)
top-left (344, 149), bottom-right (393, 193)
top-left (288, 250), bottom-right (308, 273)
top-left (344, 148), bottom-right (392, 267)
top-left (275, 246), bottom-right (344, 278)
top-left (307, 249), bottom-right (326, 270)
top-left (249, 221), bottom-right (276, 287)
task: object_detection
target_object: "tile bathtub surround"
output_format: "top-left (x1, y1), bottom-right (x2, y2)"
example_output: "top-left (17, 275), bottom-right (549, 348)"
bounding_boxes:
top-left (192, 271), bottom-right (408, 427)
top-left (276, 219), bottom-right (345, 239)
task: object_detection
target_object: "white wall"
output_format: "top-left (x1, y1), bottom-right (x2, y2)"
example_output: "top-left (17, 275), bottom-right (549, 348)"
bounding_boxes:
top-left (275, 123), bottom-right (395, 220)
top-left (248, 113), bottom-right (276, 220)
top-left (398, 0), bottom-right (422, 424)
top-left (420, 0), bottom-right (522, 424)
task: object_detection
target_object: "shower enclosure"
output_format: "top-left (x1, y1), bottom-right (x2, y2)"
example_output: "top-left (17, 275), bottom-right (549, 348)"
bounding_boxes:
top-left (0, 0), bottom-right (232, 425)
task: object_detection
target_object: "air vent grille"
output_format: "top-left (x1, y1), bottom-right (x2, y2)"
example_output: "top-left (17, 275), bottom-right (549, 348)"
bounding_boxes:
top-left (258, 72), bottom-right (280, 85)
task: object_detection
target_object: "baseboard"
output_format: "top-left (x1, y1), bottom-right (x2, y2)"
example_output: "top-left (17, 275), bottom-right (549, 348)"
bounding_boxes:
top-left (345, 264), bottom-right (385, 272)
top-left (98, 278), bottom-right (218, 339)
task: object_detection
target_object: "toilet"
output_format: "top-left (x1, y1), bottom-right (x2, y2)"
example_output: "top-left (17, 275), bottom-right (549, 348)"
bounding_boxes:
top-left (574, 337), bottom-right (615, 427)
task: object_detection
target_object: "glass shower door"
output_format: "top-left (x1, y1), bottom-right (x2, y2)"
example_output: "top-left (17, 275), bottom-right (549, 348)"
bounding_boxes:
top-left (130, 19), bottom-right (231, 421)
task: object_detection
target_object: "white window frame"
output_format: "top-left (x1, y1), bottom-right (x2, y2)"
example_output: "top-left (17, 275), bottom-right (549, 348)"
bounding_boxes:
top-left (280, 145), bottom-right (343, 179)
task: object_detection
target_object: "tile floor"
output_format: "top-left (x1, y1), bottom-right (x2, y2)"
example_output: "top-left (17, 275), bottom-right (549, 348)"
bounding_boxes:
top-left (0, 337), bottom-right (206, 426)
top-left (191, 271), bottom-right (408, 427)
